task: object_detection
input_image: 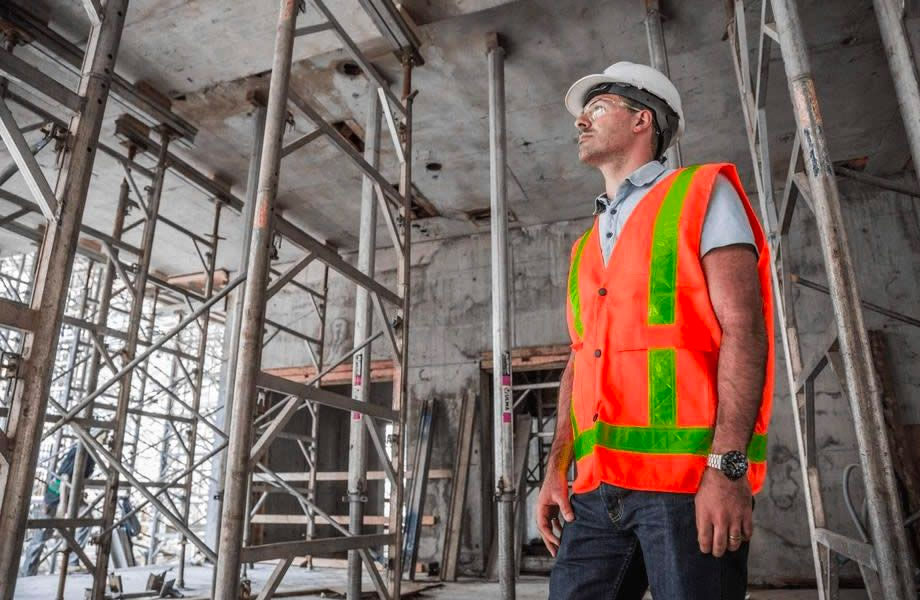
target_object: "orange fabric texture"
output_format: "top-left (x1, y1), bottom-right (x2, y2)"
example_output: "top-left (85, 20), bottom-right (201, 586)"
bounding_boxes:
top-left (565, 163), bottom-right (774, 495)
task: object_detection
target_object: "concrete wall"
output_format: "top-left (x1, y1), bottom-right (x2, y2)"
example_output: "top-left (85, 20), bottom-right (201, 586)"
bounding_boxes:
top-left (254, 173), bottom-right (920, 585)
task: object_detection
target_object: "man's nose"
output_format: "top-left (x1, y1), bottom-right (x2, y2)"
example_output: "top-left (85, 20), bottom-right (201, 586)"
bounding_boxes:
top-left (575, 116), bottom-right (589, 131)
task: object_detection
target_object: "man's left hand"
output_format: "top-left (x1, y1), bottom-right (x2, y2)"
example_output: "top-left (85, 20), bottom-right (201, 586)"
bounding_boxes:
top-left (695, 467), bottom-right (753, 557)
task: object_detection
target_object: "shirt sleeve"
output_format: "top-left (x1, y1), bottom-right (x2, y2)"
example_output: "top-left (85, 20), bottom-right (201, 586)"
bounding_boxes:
top-left (700, 174), bottom-right (757, 257)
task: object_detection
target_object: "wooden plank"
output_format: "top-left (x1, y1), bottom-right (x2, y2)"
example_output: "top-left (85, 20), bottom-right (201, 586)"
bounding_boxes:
top-left (265, 359), bottom-right (394, 385)
top-left (868, 330), bottom-right (920, 555)
top-left (441, 389), bottom-right (476, 581)
top-left (481, 344), bottom-right (570, 371)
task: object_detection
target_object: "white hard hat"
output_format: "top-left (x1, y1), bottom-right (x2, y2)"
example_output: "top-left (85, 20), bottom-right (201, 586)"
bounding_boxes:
top-left (565, 62), bottom-right (685, 154)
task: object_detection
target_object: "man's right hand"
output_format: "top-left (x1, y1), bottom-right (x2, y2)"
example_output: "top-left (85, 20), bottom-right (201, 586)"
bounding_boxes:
top-left (535, 470), bottom-right (575, 557)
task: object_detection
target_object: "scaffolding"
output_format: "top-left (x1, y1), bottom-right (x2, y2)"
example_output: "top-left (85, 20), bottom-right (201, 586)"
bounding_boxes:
top-left (726, 0), bottom-right (917, 598)
top-left (0, 0), bottom-right (420, 598)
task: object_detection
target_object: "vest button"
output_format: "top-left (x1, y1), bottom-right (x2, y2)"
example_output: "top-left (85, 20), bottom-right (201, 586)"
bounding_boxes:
top-left (594, 349), bottom-right (602, 358)
top-left (598, 288), bottom-right (607, 296)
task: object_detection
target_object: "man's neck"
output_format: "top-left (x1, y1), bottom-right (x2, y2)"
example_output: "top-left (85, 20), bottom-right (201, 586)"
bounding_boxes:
top-left (597, 151), bottom-right (656, 199)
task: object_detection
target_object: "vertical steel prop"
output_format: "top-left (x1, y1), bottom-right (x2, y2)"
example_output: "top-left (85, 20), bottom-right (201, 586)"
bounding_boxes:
top-left (643, 0), bottom-right (682, 167)
top-left (177, 200), bottom-right (222, 586)
top-left (771, 0), bottom-right (915, 597)
top-left (487, 32), bottom-right (516, 600)
top-left (212, 1), bottom-right (298, 596)
top-left (346, 84), bottom-right (382, 599)
top-left (92, 127), bottom-right (173, 599)
top-left (0, 2), bottom-right (128, 597)
top-left (206, 97), bottom-right (267, 552)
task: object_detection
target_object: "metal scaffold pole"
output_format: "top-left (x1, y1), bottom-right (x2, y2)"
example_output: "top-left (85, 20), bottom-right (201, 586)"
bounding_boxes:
top-left (92, 127), bottom-right (174, 599)
top-left (346, 83), bottom-right (382, 600)
top-left (871, 0), bottom-right (920, 185)
top-left (0, 1), bottom-right (128, 596)
top-left (61, 180), bottom-right (130, 592)
top-left (643, 0), bottom-right (681, 168)
top-left (725, 0), bottom-right (916, 597)
top-left (177, 199), bottom-right (222, 586)
top-left (206, 96), bottom-right (267, 553)
top-left (213, 0), bottom-right (298, 596)
top-left (487, 31), bottom-right (516, 600)
top-left (389, 56), bottom-right (415, 600)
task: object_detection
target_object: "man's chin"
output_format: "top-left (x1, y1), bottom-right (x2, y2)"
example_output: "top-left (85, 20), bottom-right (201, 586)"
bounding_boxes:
top-left (578, 148), bottom-right (603, 166)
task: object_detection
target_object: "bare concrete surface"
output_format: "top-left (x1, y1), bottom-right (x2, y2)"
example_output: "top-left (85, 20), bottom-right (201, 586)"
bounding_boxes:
top-left (12, 563), bottom-right (869, 599)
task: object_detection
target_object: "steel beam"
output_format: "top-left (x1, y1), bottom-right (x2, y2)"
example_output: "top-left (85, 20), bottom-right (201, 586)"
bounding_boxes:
top-left (213, 2), bottom-right (298, 596)
top-left (0, 4), bottom-right (197, 141)
top-left (242, 533), bottom-right (394, 563)
top-left (274, 216), bottom-right (400, 305)
top-left (257, 371), bottom-right (399, 421)
top-left (0, 48), bottom-right (82, 113)
top-left (0, 3), bottom-right (127, 596)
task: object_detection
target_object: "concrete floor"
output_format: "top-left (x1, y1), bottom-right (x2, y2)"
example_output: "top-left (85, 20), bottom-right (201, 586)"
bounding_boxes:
top-left (13, 563), bottom-right (870, 599)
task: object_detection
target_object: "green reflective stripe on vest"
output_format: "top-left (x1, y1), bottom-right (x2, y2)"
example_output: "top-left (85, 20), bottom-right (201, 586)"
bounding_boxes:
top-left (570, 396), bottom-right (579, 438)
top-left (568, 229), bottom-right (592, 338)
top-left (648, 165), bottom-right (701, 325)
top-left (648, 348), bottom-right (676, 426)
top-left (573, 423), bottom-right (768, 463)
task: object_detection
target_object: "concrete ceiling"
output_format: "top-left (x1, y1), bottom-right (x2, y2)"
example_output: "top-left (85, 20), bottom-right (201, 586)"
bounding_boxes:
top-left (0, 0), bottom-right (910, 278)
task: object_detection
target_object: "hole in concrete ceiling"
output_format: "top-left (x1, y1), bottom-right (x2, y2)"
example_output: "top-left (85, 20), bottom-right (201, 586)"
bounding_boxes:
top-left (336, 60), bottom-right (362, 78)
top-left (425, 162), bottom-right (442, 172)
top-left (389, 182), bottom-right (439, 219)
top-left (332, 120), bottom-right (364, 153)
top-left (466, 207), bottom-right (517, 224)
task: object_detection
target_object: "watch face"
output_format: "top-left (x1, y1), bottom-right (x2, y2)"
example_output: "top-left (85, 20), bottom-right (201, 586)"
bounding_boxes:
top-left (722, 451), bottom-right (749, 481)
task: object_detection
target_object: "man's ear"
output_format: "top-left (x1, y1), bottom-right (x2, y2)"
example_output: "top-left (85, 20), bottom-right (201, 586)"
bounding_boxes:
top-left (633, 109), bottom-right (654, 133)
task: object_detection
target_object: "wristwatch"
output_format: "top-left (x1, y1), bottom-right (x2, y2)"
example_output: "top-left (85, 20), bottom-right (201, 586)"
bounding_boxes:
top-left (706, 450), bottom-right (749, 481)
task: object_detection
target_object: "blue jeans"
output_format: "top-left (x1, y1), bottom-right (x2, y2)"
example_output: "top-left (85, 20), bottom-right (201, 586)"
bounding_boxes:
top-left (549, 483), bottom-right (749, 599)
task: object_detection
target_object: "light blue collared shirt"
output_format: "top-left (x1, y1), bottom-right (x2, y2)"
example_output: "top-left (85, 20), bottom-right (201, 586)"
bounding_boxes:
top-left (594, 161), bottom-right (756, 265)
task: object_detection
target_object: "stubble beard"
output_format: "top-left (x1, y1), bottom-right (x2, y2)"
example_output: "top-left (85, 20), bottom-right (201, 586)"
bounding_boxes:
top-left (578, 136), bottom-right (623, 168)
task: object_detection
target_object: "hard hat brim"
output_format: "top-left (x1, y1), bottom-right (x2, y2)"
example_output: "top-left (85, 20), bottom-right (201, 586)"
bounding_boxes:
top-left (564, 73), bottom-right (618, 118)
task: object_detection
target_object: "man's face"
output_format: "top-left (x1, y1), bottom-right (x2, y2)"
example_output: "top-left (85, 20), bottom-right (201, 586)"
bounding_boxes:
top-left (575, 94), bottom-right (640, 166)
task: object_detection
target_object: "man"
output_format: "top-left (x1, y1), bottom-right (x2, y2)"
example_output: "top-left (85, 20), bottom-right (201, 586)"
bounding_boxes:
top-left (20, 444), bottom-right (95, 576)
top-left (536, 62), bottom-right (774, 599)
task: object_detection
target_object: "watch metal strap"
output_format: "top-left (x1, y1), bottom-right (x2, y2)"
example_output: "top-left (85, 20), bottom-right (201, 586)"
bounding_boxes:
top-left (706, 453), bottom-right (722, 470)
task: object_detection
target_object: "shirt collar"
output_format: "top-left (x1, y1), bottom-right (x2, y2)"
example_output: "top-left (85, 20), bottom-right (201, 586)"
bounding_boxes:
top-left (592, 160), bottom-right (667, 215)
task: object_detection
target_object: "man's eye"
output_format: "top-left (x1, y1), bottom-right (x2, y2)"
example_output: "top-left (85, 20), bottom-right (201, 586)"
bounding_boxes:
top-left (591, 106), bottom-right (606, 119)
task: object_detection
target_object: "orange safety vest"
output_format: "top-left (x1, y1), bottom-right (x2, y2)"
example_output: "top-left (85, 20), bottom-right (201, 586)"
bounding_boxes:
top-left (565, 163), bottom-right (774, 495)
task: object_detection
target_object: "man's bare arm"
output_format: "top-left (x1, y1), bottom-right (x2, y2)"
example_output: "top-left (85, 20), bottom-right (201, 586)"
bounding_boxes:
top-left (706, 245), bottom-right (767, 456)
top-left (696, 244), bottom-right (768, 558)
top-left (535, 352), bottom-right (576, 556)
top-left (547, 352), bottom-right (576, 473)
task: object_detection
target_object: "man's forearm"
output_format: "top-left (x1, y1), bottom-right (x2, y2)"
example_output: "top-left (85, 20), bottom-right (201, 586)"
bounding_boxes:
top-left (547, 354), bottom-right (576, 474)
top-left (711, 322), bottom-right (767, 454)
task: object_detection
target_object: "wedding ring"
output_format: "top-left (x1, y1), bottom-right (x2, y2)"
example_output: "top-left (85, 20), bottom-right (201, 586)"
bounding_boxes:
top-left (728, 534), bottom-right (743, 541)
